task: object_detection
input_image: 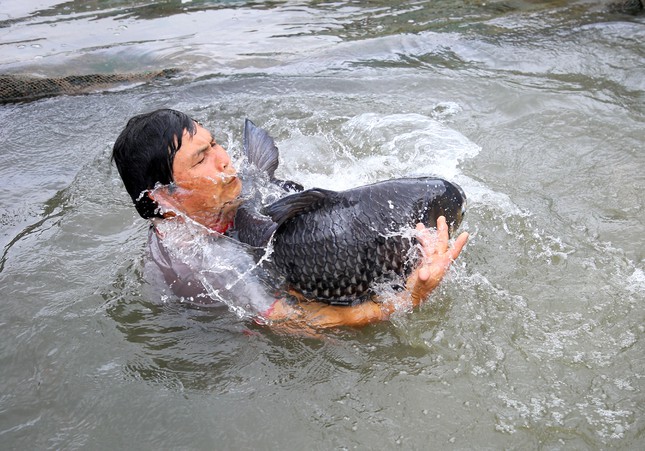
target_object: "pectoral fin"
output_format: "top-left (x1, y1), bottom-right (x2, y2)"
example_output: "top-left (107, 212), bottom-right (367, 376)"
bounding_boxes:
top-left (263, 188), bottom-right (339, 225)
top-left (234, 204), bottom-right (278, 247)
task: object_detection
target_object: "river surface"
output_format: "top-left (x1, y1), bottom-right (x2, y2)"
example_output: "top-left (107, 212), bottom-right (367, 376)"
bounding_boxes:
top-left (1, 0), bottom-right (644, 449)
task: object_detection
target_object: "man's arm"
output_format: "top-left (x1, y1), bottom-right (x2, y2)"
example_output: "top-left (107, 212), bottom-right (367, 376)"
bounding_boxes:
top-left (264, 216), bottom-right (469, 331)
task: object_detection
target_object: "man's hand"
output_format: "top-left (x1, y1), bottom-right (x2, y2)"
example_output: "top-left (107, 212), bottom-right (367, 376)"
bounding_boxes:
top-left (405, 216), bottom-right (469, 307)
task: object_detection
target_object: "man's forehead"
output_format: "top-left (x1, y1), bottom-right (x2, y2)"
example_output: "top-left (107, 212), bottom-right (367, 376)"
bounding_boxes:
top-left (184, 122), bottom-right (212, 141)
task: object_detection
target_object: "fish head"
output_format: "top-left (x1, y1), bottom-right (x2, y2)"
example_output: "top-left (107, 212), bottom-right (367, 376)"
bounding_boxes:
top-left (442, 180), bottom-right (467, 235)
top-left (420, 180), bottom-right (467, 236)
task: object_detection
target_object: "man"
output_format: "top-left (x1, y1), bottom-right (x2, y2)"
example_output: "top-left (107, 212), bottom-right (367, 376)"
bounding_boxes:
top-left (112, 109), bottom-right (468, 331)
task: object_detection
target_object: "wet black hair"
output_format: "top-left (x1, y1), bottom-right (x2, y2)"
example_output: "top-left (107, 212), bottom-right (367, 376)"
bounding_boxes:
top-left (112, 109), bottom-right (197, 219)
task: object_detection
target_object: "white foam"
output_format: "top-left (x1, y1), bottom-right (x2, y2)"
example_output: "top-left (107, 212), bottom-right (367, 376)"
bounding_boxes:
top-left (624, 267), bottom-right (645, 293)
top-left (277, 112), bottom-right (533, 226)
top-left (278, 112), bottom-right (481, 191)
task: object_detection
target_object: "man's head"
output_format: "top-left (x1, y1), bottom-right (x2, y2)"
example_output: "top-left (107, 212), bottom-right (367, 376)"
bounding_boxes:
top-left (112, 109), bottom-right (196, 218)
top-left (112, 109), bottom-right (242, 229)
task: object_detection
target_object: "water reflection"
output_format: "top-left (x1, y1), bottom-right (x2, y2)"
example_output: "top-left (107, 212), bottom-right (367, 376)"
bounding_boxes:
top-left (4, 0), bottom-right (642, 77)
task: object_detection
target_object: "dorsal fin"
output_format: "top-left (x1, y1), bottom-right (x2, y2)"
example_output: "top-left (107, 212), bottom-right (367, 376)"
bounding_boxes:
top-left (263, 188), bottom-right (339, 225)
top-left (243, 119), bottom-right (279, 178)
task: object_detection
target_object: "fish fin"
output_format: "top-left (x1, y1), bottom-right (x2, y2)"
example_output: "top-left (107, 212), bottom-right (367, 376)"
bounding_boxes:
top-left (271, 178), bottom-right (304, 193)
top-left (243, 119), bottom-right (279, 178)
top-left (234, 204), bottom-right (278, 247)
top-left (263, 188), bottom-right (338, 225)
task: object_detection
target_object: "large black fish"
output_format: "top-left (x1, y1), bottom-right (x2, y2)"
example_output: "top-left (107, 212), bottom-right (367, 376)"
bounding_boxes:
top-left (234, 120), bottom-right (466, 305)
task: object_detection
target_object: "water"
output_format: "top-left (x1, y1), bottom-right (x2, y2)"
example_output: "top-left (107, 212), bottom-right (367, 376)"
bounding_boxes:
top-left (1, 0), bottom-right (643, 449)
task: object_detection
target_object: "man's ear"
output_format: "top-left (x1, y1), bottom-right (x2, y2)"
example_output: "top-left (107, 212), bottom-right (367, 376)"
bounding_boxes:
top-left (147, 185), bottom-right (180, 218)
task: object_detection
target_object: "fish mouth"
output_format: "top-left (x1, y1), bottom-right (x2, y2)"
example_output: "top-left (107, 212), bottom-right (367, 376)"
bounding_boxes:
top-left (453, 181), bottom-right (467, 214)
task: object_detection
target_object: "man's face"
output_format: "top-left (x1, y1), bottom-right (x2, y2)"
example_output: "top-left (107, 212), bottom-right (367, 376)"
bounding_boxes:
top-left (155, 122), bottom-right (243, 229)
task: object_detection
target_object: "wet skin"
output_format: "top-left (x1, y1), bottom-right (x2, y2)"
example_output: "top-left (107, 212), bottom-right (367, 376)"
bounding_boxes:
top-left (152, 123), bottom-right (243, 232)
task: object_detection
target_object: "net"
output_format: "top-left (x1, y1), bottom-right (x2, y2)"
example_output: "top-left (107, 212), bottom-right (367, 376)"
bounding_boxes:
top-left (0, 68), bottom-right (179, 104)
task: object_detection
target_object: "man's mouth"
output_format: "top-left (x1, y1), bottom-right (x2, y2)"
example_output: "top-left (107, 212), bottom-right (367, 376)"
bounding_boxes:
top-left (219, 173), bottom-right (238, 185)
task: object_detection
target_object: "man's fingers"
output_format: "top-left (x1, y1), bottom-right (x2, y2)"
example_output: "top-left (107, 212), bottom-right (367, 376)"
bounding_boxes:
top-left (417, 265), bottom-right (431, 282)
top-left (415, 223), bottom-right (434, 253)
top-left (449, 232), bottom-right (469, 261)
top-left (416, 217), bottom-right (467, 262)
top-left (435, 216), bottom-right (449, 254)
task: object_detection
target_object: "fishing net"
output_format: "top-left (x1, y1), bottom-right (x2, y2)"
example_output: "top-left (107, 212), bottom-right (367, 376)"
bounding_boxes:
top-left (0, 68), bottom-right (179, 104)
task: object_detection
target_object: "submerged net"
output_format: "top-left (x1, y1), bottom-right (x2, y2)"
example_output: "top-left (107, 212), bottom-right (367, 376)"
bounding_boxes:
top-left (0, 68), bottom-right (180, 104)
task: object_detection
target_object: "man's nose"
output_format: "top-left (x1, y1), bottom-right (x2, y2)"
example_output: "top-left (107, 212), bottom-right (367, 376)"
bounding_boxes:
top-left (215, 148), bottom-right (234, 173)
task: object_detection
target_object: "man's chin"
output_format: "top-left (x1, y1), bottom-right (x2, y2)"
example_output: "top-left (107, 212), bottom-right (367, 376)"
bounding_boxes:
top-left (219, 198), bottom-right (243, 219)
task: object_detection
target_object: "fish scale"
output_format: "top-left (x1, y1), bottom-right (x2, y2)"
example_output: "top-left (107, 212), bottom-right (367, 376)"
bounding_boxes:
top-left (234, 119), bottom-right (467, 305)
top-left (266, 183), bottom-right (440, 304)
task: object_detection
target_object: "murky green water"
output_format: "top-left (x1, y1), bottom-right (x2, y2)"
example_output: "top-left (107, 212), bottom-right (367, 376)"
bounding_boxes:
top-left (1, 1), bottom-right (643, 449)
